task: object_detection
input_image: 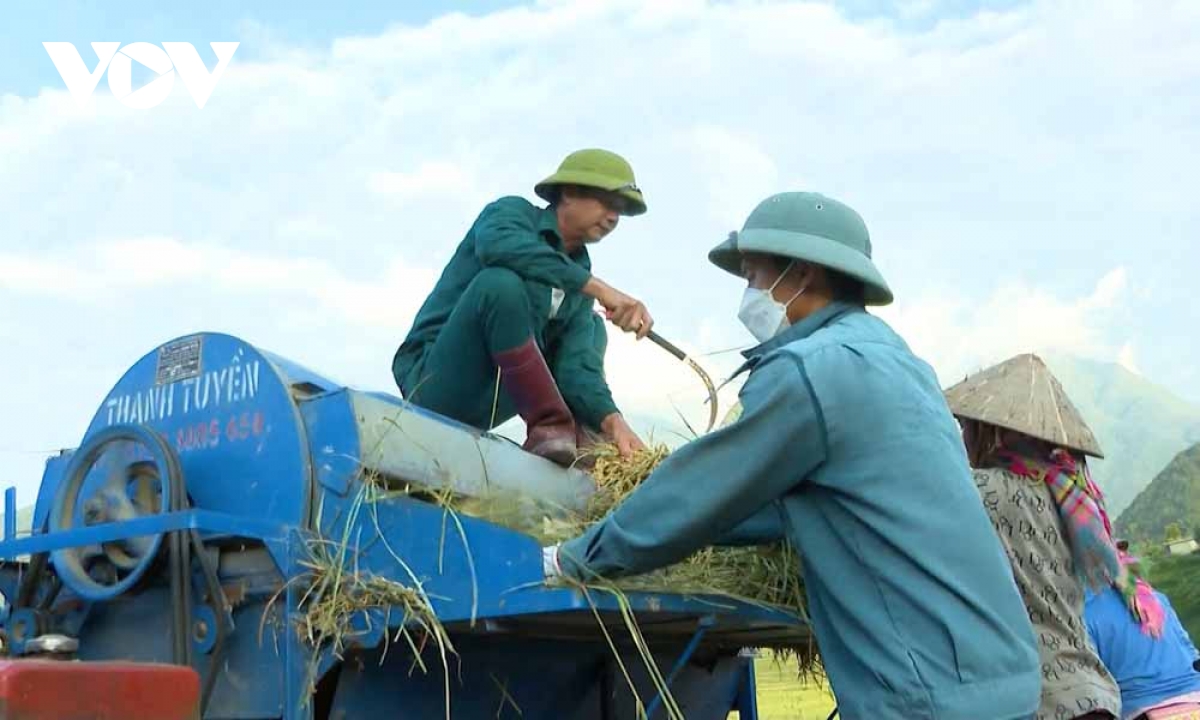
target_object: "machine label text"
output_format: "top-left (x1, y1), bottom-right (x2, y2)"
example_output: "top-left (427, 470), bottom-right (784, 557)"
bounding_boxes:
top-left (156, 336), bottom-right (203, 385)
top-left (104, 358), bottom-right (261, 426)
top-left (174, 411), bottom-right (264, 453)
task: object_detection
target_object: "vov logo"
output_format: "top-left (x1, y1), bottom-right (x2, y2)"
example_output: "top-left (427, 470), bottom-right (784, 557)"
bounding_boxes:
top-left (43, 42), bottom-right (239, 110)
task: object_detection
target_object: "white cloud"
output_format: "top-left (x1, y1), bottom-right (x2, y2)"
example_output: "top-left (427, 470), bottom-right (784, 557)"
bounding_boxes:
top-left (876, 266), bottom-right (1138, 385)
top-left (1083, 267), bottom-right (1128, 310)
top-left (0, 253), bottom-right (95, 295)
top-left (368, 161), bottom-right (475, 199)
top-left (1, 237), bottom-right (438, 333)
top-left (688, 125), bottom-right (780, 227)
top-left (1118, 343), bottom-right (1141, 376)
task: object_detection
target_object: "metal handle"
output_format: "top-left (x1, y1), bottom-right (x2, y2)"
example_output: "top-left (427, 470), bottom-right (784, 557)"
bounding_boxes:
top-left (646, 330), bottom-right (687, 362)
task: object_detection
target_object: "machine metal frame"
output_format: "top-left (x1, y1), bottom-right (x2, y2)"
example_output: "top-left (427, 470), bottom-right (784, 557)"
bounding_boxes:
top-left (0, 332), bottom-right (808, 719)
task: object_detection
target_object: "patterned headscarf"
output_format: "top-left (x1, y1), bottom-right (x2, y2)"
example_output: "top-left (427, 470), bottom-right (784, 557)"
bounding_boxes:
top-left (1117, 549), bottom-right (1167, 639)
top-left (998, 446), bottom-right (1165, 637)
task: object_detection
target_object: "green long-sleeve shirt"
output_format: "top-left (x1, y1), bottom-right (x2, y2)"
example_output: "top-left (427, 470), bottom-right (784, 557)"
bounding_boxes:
top-left (394, 196), bottom-right (620, 430)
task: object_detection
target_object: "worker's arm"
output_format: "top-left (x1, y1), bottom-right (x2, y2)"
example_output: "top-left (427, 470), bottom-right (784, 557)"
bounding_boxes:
top-left (473, 197), bottom-right (653, 338)
top-left (713, 502), bottom-right (786, 547)
top-left (473, 197), bottom-right (592, 291)
top-left (551, 308), bottom-right (620, 432)
top-left (556, 354), bottom-right (825, 580)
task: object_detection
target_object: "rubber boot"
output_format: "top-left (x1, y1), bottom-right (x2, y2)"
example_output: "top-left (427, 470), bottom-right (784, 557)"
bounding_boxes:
top-left (493, 339), bottom-right (578, 467)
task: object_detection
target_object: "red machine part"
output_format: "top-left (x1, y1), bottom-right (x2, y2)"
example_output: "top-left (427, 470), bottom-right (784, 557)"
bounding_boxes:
top-left (0, 660), bottom-right (199, 719)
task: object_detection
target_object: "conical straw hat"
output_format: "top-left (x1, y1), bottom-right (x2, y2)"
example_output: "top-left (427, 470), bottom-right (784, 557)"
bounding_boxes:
top-left (944, 353), bottom-right (1104, 458)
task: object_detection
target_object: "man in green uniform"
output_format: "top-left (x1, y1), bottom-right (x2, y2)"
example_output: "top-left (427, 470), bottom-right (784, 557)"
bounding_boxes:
top-left (392, 149), bottom-right (651, 467)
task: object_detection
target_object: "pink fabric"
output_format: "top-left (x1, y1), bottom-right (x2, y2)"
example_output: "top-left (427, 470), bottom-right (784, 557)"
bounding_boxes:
top-left (1128, 691), bottom-right (1200, 720)
top-left (1120, 550), bottom-right (1167, 639)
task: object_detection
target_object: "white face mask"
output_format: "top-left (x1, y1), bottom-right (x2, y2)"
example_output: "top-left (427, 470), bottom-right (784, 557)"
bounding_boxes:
top-left (737, 261), bottom-right (809, 342)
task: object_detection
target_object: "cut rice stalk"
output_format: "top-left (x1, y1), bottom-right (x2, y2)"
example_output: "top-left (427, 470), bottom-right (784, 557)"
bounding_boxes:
top-left (451, 441), bottom-right (820, 676)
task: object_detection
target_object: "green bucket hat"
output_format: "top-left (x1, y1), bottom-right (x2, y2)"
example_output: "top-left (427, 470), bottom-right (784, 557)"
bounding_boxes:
top-left (708, 191), bottom-right (893, 305)
top-left (534, 148), bottom-right (647, 216)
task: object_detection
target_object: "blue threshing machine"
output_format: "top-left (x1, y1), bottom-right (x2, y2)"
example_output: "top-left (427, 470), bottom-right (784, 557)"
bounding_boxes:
top-left (0, 333), bottom-right (809, 718)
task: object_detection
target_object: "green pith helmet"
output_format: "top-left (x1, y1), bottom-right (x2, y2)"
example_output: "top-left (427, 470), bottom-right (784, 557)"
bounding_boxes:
top-left (534, 148), bottom-right (647, 216)
top-left (708, 191), bottom-right (893, 305)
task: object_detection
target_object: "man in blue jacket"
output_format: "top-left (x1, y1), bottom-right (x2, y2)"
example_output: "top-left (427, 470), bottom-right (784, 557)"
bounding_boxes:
top-left (1085, 558), bottom-right (1200, 719)
top-left (544, 192), bottom-right (1041, 719)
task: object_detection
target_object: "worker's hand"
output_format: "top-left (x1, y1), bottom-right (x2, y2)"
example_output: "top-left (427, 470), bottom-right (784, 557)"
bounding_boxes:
top-left (583, 277), bottom-right (653, 340)
top-left (604, 295), bottom-right (653, 340)
top-left (542, 544), bottom-right (562, 580)
top-left (601, 413), bottom-right (646, 459)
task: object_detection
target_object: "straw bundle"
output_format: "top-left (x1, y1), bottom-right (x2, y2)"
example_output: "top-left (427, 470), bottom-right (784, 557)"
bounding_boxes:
top-left (458, 442), bottom-right (805, 613)
top-left (454, 441), bottom-right (817, 672)
top-left (294, 537), bottom-right (449, 665)
top-left (286, 459), bottom-right (459, 717)
top-left (573, 444), bottom-right (805, 613)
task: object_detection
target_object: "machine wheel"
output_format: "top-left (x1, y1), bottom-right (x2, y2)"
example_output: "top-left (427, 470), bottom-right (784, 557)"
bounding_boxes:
top-left (48, 424), bottom-right (180, 602)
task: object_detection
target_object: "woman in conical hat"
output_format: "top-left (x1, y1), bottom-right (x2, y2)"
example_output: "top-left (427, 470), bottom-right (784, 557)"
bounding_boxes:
top-left (946, 353), bottom-right (1156, 720)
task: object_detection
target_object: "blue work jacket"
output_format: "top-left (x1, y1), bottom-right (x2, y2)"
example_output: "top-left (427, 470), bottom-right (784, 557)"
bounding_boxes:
top-left (558, 301), bottom-right (1041, 719)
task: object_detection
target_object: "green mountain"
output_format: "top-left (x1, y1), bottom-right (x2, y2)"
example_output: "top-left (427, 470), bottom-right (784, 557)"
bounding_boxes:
top-left (1147, 552), bottom-right (1200, 643)
top-left (1117, 443), bottom-right (1200, 542)
top-left (1041, 353), bottom-right (1200, 517)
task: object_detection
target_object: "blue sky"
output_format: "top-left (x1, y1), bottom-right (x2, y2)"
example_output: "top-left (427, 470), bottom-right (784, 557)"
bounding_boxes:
top-left (0, 0), bottom-right (524, 96)
top-left (2, 0), bottom-right (1199, 511)
top-left (0, 0), bottom-right (1030, 96)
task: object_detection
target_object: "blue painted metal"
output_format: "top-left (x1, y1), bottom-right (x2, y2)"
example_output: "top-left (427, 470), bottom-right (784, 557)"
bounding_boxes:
top-left (646, 615), bottom-right (715, 719)
top-left (735, 655), bottom-right (761, 718)
top-left (32, 333), bottom-right (315, 537)
top-left (299, 391), bottom-right (360, 498)
top-left (31, 453), bottom-right (68, 535)
top-left (191, 604), bottom-right (217, 655)
top-left (0, 332), bottom-right (803, 718)
top-left (4, 487), bottom-right (14, 541)
top-left (47, 423), bottom-right (180, 602)
top-left (0, 510), bottom-right (287, 559)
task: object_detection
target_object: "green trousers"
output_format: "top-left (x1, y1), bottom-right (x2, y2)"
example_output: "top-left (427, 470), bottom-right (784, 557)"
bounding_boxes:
top-left (393, 268), bottom-right (544, 429)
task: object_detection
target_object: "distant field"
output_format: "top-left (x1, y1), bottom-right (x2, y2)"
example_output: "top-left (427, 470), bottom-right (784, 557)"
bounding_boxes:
top-left (729, 658), bottom-right (837, 719)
